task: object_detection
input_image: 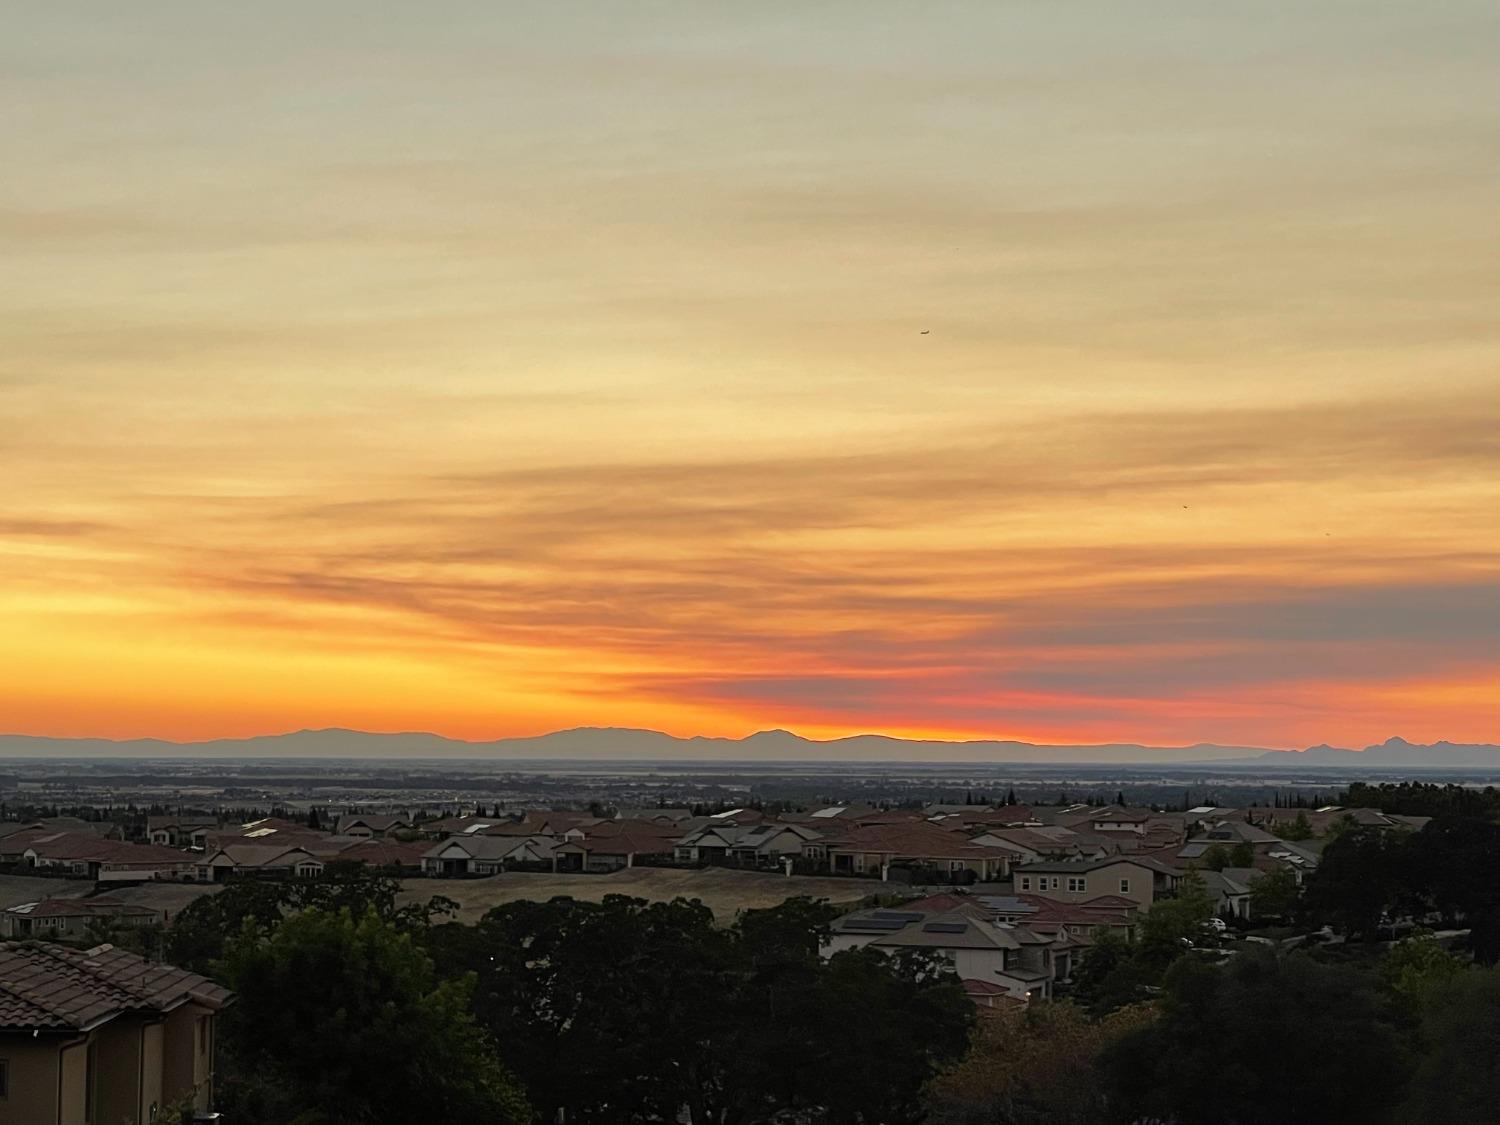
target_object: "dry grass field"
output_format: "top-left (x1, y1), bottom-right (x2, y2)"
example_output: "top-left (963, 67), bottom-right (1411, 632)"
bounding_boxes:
top-left (0, 875), bottom-right (81, 910)
top-left (397, 867), bottom-right (879, 923)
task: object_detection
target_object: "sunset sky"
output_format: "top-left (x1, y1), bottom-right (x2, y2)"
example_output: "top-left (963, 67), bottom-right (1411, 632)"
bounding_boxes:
top-left (4, 3), bottom-right (1498, 748)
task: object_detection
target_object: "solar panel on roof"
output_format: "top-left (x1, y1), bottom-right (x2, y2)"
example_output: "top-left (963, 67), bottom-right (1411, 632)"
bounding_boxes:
top-left (921, 922), bottom-right (968, 934)
top-left (851, 918), bottom-right (907, 931)
top-left (872, 911), bottom-right (925, 922)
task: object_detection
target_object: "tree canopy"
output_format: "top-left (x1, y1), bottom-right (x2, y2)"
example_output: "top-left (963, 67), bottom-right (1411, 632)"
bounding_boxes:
top-left (219, 907), bottom-right (529, 1125)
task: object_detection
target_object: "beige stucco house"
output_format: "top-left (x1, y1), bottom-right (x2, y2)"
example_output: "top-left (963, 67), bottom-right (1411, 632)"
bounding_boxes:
top-left (1013, 858), bottom-right (1164, 909)
top-left (0, 942), bottom-right (231, 1124)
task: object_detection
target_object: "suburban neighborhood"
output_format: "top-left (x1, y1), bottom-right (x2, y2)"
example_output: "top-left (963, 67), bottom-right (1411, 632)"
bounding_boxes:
top-left (0, 783), bottom-right (1490, 1123)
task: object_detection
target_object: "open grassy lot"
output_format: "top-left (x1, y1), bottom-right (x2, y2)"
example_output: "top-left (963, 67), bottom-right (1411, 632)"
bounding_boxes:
top-left (95, 880), bottom-right (222, 921)
top-left (398, 866), bottom-right (878, 923)
top-left (0, 874), bottom-right (82, 910)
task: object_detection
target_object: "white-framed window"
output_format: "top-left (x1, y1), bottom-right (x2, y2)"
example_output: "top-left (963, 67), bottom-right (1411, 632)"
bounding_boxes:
top-left (1067, 877), bottom-right (1086, 892)
top-left (1119, 878), bottom-right (1131, 893)
top-left (1019, 876), bottom-right (1031, 891)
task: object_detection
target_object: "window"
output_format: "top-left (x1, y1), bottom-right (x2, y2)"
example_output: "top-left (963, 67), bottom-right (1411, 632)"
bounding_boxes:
top-left (0, 1058), bottom-right (8, 1098)
top-left (198, 1015), bottom-right (211, 1056)
top-left (1066, 877), bottom-right (1086, 892)
top-left (1119, 878), bottom-right (1131, 894)
top-left (1019, 876), bottom-right (1031, 891)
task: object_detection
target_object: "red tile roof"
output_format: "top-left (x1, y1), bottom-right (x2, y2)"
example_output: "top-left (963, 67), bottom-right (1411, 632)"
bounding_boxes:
top-left (25, 833), bottom-right (190, 866)
top-left (0, 943), bottom-right (231, 1032)
top-left (821, 822), bottom-right (1004, 859)
top-left (337, 840), bottom-right (429, 867)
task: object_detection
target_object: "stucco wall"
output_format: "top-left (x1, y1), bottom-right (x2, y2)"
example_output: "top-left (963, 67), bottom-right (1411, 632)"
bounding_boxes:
top-left (0, 1038), bottom-right (61, 1125)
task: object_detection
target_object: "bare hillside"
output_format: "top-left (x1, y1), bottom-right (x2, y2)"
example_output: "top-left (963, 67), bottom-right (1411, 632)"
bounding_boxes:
top-left (399, 867), bottom-right (877, 923)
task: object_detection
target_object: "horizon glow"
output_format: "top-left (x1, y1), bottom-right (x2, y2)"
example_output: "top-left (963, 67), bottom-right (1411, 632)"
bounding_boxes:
top-left (4, 3), bottom-right (1499, 749)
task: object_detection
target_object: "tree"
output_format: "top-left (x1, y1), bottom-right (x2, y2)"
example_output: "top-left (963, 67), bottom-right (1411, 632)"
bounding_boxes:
top-left (928, 1000), bottom-right (1155, 1125)
top-left (1248, 864), bottom-right (1300, 919)
top-left (1380, 932), bottom-right (1466, 1007)
top-left (166, 863), bottom-right (452, 972)
top-left (803, 948), bottom-right (973, 1125)
top-left (1103, 950), bottom-right (1412, 1125)
top-left (448, 894), bottom-right (971, 1125)
top-left (1200, 843), bottom-right (1235, 871)
top-left (1303, 827), bottom-right (1406, 938)
top-left (455, 894), bottom-right (734, 1125)
top-left (1403, 819), bottom-right (1500, 925)
top-left (1399, 968), bottom-right (1500, 1124)
top-left (1070, 928), bottom-right (1154, 1016)
top-left (218, 908), bottom-right (529, 1125)
top-left (1280, 811), bottom-right (1315, 841)
top-left (1136, 872), bottom-right (1215, 969)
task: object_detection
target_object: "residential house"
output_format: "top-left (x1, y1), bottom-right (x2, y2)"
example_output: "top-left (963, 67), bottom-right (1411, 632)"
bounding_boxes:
top-left (0, 942), bottom-right (231, 1124)
top-left (962, 978), bottom-right (1027, 1011)
top-left (1261, 806), bottom-right (1431, 837)
top-left (1013, 858), bottom-right (1163, 909)
top-left (673, 824), bottom-right (747, 864)
top-left (613, 808), bottom-right (694, 825)
top-left (553, 832), bottom-right (674, 873)
top-left (824, 907), bottom-right (1056, 1001)
top-left (334, 813), bottom-right (414, 838)
top-left (336, 839), bottom-right (429, 871)
top-left (145, 816), bottom-right (216, 849)
top-left (421, 835), bottom-right (556, 877)
top-left (726, 823), bottom-right (821, 866)
top-left (966, 826), bottom-right (1108, 876)
top-left (1087, 808), bottom-right (1153, 836)
top-left (1201, 868), bottom-right (1256, 919)
top-left (195, 844), bottom-right (326, 882)
top-left (0, 898), bottom-right (160, 941)
top-left (924, 804), bottom-right (1039, 828)
top-left (809, 822), bottom-right (1010, 881)
top-left (23, 835), bottom-right (194, 883)
top-left (0, 824), bottom-right (119, 866)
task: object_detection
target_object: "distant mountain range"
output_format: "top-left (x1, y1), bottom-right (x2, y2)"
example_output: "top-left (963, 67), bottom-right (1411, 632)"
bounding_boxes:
top-left (0, 727), bottom-right (1495, 768)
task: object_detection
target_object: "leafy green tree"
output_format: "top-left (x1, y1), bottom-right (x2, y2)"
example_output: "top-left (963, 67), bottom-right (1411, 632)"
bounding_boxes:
top-left (1303, 827), bottom-right (1407, 938)
top-left (1279, 811), bottom-right (1316, 841)
top-left (454, 894), bottom-right (733, 1125)
top-left (1399, 968), bottom-right (1500, 1124)
top-left (1200, 843), bottom-right (1235, 871)
top-left (1248, 865), bottom-right (1300, 919)
top-left (1103, 950), bottom-right (1412, 1125)
top-left (448, 894), bottom-right (971, 1125)
top-left (809, 948), bottom-right (973, 1125)
top-left (1070, 928), bottom-right (1154, 1016)
top-left (1402, 819), bottom-right (1500, 963)
top-left (166, 863), bottom-right (453, 972)
top-left (1380, 932), bottom-right (1466, 1005)
top-left (218, 907), bottom-right (529, 1125)
top-left (1137, 872), bottom-right (1215, 969)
